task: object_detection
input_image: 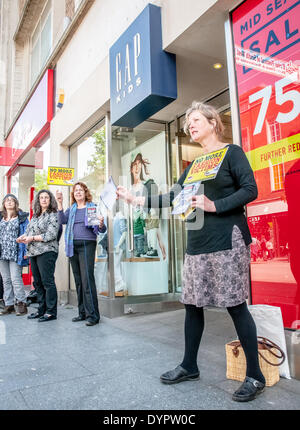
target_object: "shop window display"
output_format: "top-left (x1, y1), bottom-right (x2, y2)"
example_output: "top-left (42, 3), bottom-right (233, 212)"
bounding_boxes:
top-left (112, 124), bottom-right (169, 296)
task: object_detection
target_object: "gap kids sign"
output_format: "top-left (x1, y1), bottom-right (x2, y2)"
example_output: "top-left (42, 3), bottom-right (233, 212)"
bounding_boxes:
top-left (109, 4), bottom-right (177, 127)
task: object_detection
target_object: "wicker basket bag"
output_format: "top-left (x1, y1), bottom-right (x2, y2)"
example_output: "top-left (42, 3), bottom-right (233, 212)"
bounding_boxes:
top-left (225, 336), bottom-right (285, 387)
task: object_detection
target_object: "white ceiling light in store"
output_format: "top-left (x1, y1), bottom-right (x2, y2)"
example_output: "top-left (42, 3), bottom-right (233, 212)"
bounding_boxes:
top-left (213, 63), bottom-right (223, 69)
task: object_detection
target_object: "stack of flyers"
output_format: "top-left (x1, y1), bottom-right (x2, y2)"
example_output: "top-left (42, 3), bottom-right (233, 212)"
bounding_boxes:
top-left (87, 206), bottom-right (99, 226)
top-left (171, 181), bottom-right (201, 220)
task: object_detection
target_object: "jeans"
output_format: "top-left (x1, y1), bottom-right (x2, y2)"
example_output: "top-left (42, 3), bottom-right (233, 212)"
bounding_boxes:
top-left (0, 274), bottom-right (4, 300)
top-left (0, 260), bottom-right (27, 305)
top-left (30, 252), bottom-right (58, 317)
top-left (70, 240), bottom-right (100, 322)
top-left (134, 234), bottom-right (145, 257)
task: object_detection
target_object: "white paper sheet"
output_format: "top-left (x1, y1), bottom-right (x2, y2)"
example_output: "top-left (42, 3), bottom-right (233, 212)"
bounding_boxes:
top-left (100, 176), bottom-right (117, 211)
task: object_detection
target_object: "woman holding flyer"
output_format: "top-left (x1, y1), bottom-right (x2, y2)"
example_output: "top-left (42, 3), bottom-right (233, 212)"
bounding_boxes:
top-left (116, 102), bottom-right (265, 403)
top-left (56, 182), bottom-right (106, 326)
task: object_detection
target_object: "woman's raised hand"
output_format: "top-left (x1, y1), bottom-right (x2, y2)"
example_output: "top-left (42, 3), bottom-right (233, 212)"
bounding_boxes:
top-left (116, 186), bottom-right (134, 205)
top-left (56, 189), bottom-right (63, 209)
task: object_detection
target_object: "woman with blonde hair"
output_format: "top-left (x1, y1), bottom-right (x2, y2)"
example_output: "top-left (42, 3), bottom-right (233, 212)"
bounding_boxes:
top-left (56, 182), bottom-right (106, 326)
top-left (117, 101), bottom-right (265, 403)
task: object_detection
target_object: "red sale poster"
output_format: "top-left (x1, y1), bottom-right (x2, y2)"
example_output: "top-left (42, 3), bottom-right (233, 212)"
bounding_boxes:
top-left (231, 0), bottom-right (300, 328)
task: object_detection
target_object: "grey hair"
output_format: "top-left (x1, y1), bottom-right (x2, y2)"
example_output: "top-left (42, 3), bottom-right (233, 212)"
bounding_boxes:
top-left (183, 101), bottom-right (225, 140)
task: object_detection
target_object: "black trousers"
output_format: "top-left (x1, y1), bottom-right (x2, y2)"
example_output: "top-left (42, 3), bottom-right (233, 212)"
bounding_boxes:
top-left (0, 274), bottom-right (3, 300)
top-left (70, 240), bottom-right (100, 323)
top-left (30, 252), bottom-right (58, 317)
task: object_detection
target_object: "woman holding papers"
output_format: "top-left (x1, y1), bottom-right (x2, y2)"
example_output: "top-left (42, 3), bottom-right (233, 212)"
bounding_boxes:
top-left (56, 182), bottom-right (106, 326)
top-left (117, 102), bottom-right (265, 402)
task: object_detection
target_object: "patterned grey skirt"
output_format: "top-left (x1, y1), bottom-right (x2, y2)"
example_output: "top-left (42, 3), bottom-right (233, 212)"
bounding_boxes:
top-left (181, 225), bottom-right (250, 308)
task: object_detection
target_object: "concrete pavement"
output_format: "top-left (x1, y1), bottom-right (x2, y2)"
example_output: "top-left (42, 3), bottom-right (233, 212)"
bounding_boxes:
top-left (0, 303), bottom-right (299, 411)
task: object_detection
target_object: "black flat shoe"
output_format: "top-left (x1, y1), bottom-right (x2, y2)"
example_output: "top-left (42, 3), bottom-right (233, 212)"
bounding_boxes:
top-left (28, 312), bottom-right (43, 320)
top-left (38, 314), bottom-right (57, 322)
top-left (232, 376), bottom-right (265, 402)
top-left (160, 365), bottom-right (200, 385)
top-left (72, 316), bottom-right (86, 322)
top-left (85, 320), bottom-right (99, 326)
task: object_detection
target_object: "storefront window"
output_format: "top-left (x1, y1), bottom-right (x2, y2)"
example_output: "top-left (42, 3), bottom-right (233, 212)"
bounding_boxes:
top-left (11, 172), bottom-right (20, 198)
top-left (111, 121), bottom-right (170, 297)
top-left (231, 0), bottom-right (300, 328)
top-left (34, 137), bottom-right (51, 191)
top-left (30, 0), bottom-right (52, 85)
top-left (72, 127), bottom-right (106, 199)
top-left (170, 119), bottom-right (185, 293)
top-left (10, 149), bottom-right (35, 214)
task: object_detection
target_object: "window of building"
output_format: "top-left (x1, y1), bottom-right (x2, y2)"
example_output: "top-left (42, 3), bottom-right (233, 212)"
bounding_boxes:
top-left (269, 121), bottom-right (281, 143)
top-left (30, 0), bottom-right (52, 86)
top-left (267, 120), bottom-right (284, 191)
top-left (271, 163), bottom-right (285, 191)
top-left (70, 125), bottom-right (106, 201)
top-left (241, 127), bottom-right (250, 152)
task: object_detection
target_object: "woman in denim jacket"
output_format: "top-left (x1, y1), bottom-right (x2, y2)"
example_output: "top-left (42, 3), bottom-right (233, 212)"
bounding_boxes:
top-left (0, 194), bottom-right (29, 316)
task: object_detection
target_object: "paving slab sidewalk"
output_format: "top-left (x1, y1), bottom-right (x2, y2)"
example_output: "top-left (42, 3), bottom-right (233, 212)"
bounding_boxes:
top-left (0, 304), bottom-right (299, 410)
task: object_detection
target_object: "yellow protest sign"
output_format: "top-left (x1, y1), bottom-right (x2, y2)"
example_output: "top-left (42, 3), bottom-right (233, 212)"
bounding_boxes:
top-left (184, 147), bottom-right (228, 184)
top-left (47, 166), bottom-right (75, 186)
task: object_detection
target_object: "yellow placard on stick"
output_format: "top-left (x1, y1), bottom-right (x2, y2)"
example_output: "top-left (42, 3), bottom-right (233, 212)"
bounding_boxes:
top-left (47, 166), bottom-right (75, 186)
top-left (184, 147), bottom-right (229, 184)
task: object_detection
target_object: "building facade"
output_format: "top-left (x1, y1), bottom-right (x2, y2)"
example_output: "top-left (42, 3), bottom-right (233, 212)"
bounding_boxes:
top-left (0, 0), bottom-right (299, 337)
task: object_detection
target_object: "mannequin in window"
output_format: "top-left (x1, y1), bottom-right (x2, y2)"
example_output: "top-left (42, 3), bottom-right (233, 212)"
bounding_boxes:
top-left (130, 152), bottom-right (166, 259)
top-left (113, 203), bottom-right (127, 292)
top-left (130, 152), bottom-right (149, 258)
top-left (143, 181), bottom-right (166, 260)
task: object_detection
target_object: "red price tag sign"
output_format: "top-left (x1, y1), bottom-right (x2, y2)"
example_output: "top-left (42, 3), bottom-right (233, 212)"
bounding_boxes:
top-left (231, 1), bottom-right (300, 329)
top-left (231, 0), bottom-right (300, 172)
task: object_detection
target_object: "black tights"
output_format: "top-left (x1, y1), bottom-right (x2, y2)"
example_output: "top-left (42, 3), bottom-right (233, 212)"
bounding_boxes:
top-left (180, 302), bottom-right (265, 384)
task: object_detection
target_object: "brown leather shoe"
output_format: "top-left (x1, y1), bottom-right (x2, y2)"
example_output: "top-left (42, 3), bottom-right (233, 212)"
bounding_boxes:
top-left (0, 305), bottom-right (15, 315)
top-left (16, 302), bottom-right (28, 316)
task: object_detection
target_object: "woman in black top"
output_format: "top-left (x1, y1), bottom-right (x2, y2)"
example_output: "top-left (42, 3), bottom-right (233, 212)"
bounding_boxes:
top-left (117, 102), bottom-right (266, 403)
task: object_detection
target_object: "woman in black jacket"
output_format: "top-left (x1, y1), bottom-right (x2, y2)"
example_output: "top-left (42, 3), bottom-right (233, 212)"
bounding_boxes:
top-left (117, 102), bottom-right (265, 403)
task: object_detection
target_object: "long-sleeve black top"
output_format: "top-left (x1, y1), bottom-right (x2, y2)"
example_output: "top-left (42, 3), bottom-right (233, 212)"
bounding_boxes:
top-left (145, 144), bottom-right (257, 255)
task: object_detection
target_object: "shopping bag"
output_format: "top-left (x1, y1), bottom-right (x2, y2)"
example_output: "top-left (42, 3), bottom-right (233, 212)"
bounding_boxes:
top-left (226, 336), bottom-right (285, 386)
top-left (248, 304), bottom-right (291, 379)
